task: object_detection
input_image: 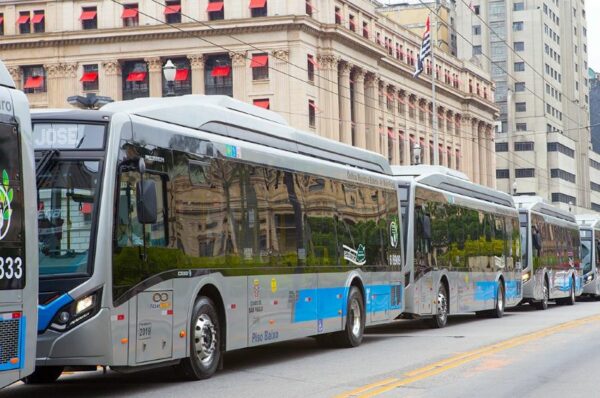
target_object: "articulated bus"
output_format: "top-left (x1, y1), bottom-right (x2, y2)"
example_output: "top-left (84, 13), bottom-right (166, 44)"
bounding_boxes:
top-left (0, 62), bottom-right (38, 387)
top-left (393, 166), bottom-right (522, 328)
top-left (575, 215), bottom-right (600, 298)
top-left (27, 95), bottom-right (404, 382)
top-left (515, 196), bottom-right (581, 310)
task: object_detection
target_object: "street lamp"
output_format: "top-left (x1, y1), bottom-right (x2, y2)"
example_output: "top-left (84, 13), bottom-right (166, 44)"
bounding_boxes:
top-left (67, 93), bottom-right (113, 109)
top-left (413, 143), bottom-right (422, 165)
top-left (512, 181), bottom-right (518, 196)
top-left (163, 59), bottom-right (176, 97)
top-left (569, 201), bottom-right (573, 213)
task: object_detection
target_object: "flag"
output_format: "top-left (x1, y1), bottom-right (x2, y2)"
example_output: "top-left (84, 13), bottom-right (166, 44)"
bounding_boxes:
top-left (413, 17), bottom-right (431, 78)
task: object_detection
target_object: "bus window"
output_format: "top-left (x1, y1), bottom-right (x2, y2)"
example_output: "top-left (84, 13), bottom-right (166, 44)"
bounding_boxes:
top-left (116, 171), bottom-right (166, 248)
top-left (581, 238), bottom-right (592, 274)
top-left (531, 225), bottom-right (542, 257)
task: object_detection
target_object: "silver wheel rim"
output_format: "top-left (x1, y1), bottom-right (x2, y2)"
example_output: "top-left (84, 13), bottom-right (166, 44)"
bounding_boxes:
top-left (194, 314), bottom-right (217, 366)
top-left (436, 289), bottom-right (448, 323)
top-left (350, 299), bottom-right (361, 337)
top-left (543, 282), bottom-right (548, 305)
top-left (571, 282), bottom-right (575, 302)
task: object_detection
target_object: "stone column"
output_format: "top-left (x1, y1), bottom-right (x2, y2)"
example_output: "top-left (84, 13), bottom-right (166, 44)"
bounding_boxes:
top-left (478, 122), bottom-right (488, 186)
top-left (353, 69), bottom-right (367, 149)
top-left (487, 125), bottom-right (496, 188)
top-left (272, 49), bottom-right (291, 124)
top-left (6, 66), bottom-right (20, 89)
top-left (145, 57), bottom-right (163, 98)
top-left (44, 63), bottom-right (77, 108)
top-left (471, 118), bottom-right (480, 184)
top-left (364, 73), bottom-right (378, 152)
top-left (101, 60), bottom-right (122, 101)
top-left (318, 54), bottom-right (339, 141)
top-left (62, 63), bottom-right (78, 108)
top-left (338, 62), bottom-right (352, 145)
top-left (188, 54), bottom-right (205, 94)
top-left (230, 51), bottom-right (248, 101)
top-left (388, 85), bottom-right (399, 165)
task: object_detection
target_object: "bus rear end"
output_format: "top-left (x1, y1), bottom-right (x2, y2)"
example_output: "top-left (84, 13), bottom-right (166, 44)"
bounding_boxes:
top-left (0, 62), bottom-right (37, 388)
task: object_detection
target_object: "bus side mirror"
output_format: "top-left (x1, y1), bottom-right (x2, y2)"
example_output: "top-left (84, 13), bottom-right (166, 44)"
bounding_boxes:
top-left (136, 180), bottom-right (157, 224)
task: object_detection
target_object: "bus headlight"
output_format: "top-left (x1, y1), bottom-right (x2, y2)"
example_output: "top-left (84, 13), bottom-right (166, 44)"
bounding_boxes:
top-left (49, 289), bottom-right (102, 332)
top-left (522, 271), bottom-right (531, 283)
top-left (585, 274), bottom-right (594, 284)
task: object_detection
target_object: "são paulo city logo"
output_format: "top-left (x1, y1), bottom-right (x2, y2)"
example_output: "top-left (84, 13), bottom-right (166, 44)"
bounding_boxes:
top-left (0, 170), bottom-right (14, 241)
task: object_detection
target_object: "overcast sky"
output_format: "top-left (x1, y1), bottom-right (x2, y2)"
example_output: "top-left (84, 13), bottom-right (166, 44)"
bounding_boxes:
top-left (587, 2), bottom-right (600, 72)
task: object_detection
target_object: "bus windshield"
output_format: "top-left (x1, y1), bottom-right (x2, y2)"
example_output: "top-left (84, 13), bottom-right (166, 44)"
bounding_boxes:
top-left (581, 238), bottom-right (592, 275)
top-left (37, 159), bottom-right (100, 277)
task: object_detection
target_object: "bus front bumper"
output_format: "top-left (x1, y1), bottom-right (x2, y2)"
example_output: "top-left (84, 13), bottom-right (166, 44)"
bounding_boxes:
top-left (36, 308), bottom-right (112, 367)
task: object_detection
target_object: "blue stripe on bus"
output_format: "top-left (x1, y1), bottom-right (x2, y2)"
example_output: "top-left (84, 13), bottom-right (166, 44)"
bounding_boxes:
top-left (474, 281), bottom-right (497, 301)
top-left (293, 284), bottom-right (403, 323)
top-left (0, 316), bottom-right (25, 371)
top-left (505, 280), bottom-right (521, 300)
top-left (38, 293), bottom-right (73, 332)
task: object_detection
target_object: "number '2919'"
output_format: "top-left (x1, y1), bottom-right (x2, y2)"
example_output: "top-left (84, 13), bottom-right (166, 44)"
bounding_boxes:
top-left (0, 257), bottom-right (23, 280)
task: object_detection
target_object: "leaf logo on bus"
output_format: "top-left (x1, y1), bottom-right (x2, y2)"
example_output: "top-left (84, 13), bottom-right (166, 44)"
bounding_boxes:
top-left (343, 244), bottom-right (366, 266)
top-left (0, 170), bottom-right (13, 241)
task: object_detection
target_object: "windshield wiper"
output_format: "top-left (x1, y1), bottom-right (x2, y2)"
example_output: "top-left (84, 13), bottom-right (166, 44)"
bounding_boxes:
top-left (36, 149), bottom-right (59, 186)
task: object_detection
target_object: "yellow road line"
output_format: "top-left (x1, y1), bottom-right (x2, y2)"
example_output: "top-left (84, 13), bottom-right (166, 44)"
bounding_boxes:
top-left (336, 314), bottom-right (600, 398)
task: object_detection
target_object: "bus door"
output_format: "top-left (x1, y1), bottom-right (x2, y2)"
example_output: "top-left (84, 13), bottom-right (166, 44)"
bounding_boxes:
top-left (414, 204), bottom-right (433, 315)
top-left (116, 164), bottom-right (173, 363)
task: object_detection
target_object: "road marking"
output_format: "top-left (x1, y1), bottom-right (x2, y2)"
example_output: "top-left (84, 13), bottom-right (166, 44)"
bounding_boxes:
top-left (336, 314), bottom-right (600, 398)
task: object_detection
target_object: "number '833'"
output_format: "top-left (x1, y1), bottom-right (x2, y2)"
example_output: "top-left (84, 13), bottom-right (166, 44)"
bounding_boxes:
top-left (0, 257), bottom-right (23, 280)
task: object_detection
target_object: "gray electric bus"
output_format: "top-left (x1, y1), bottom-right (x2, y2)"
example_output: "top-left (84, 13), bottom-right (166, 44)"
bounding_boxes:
top-left (576, 214), bottom-right (600, 298)
top-left (0, 62), bottom-right (38, 388)
top-left (27, 95), bottom-right (404, 382)
top-left (393, 166), bottom-right (522, 328)
top-left (516, 196), bottom-right (582, 310)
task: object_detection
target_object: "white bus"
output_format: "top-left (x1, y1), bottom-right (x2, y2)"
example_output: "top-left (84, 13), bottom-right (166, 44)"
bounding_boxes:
top-left (575, 215), bottom-right (600, 298)
top-left (516, 196), bottom-right (582, 310)
top-left (393, 166), bottom-right (522, 328)
top-left (27, 95), bottom-right (404, 382)
top-left (0, 62), bottom-right (38, 387)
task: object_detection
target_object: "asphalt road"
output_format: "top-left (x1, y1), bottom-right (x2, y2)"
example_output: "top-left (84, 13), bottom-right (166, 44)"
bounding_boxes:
top-left (5, 299), bottom-right (600, 398)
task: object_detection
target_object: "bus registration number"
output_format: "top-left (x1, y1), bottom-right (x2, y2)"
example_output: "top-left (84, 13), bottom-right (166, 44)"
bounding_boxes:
top-left (0, 257), bottom-right (23, 280)
top-left (138, 322), bottom-right (152, 340)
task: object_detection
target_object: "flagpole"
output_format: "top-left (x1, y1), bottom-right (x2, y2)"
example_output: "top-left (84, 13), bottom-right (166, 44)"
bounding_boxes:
top-left (431, 0), bottom-right (439, 166)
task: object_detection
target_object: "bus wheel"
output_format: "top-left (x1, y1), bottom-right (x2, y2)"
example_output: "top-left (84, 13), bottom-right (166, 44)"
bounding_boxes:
top-left (332, 286), bottom-right (365, 347)
top-left (565, 278), bottom-right (576, 306)
top-left (429, 283), bottom-right (448, 328)
top-left (491, 281), bottom-right (505, 318)
top-left (178, 296), bottom-right (221, 380)
top-left (23, 366), bottom-right (64, 384)
top-left (535, 279), bottom-right (549, 310)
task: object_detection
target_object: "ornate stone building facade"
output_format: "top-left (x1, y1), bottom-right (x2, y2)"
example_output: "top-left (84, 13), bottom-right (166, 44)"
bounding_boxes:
top-left (0, 0), bottom-right (499, 186)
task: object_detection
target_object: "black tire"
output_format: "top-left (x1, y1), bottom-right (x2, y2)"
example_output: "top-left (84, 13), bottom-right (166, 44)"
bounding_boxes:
top-left (491, 281), bottom-right (505, 318)
top-left (535, 278), bottom-right (549, 310)
top-left (177, 296), bottom-right (221, 380)
top-left (565, 277), bottom-right (576, 306)
top-left (429, 283), bottom-right (448, 328)
top-left (23, 366), bottom-right (64, 384)
top-left (331, 286), bottom-right (365, 348)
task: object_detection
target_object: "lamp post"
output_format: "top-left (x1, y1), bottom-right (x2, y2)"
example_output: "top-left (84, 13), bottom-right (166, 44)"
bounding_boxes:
top-left (512, 181), bottom-right (518, 196)
top-left (413, 143), bottom-right (422, 165)
top-left (163, 59), bottom-right (176, 97)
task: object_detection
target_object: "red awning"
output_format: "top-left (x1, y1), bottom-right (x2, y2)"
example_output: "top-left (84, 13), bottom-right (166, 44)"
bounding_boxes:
top-left (17, 15), bottom-right (30, 24)
top-left (121, 8), bottom-right (138, 18)
top-left (250, 55), bottom-right (268, 68)
top-left (80, 11), bottom-right (97, 21)
top-left (409, 136), bottom-right (415, 143)
top-left (335, 11), bottom-right (342, 20)
top-left (164, 5), bottom-right (181, 14)
top-left (384, 92), bottom-right (394, 101)
top-left (31, 14), bottom-right (44, 24)
top-left (174, 69), bottom-right (188, 81)
top-left (253, 99), bottom-right (270, 109)
top-left (309, 101), bottom-right (319, 112)
top-left (307, 55), bottom-right (319, 68)
top-left (207, 2), bottom-right (224, 12)
top-left (211, 65), bottom-right (231, 77)
top-left (387, 129), bottom-right (395, 139)
top-left (398, 132), bottom-right (405, 139)
top-left (249, 0), bottom-right (267, 9)
top-left (80, 72), bottom-right (98, 82)
top-left (0, 16), bottom-right (4, 24)
top-left (23, 76), bottom-right (43, 89)
top-left (126, 72), bottom-right (147, 82)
